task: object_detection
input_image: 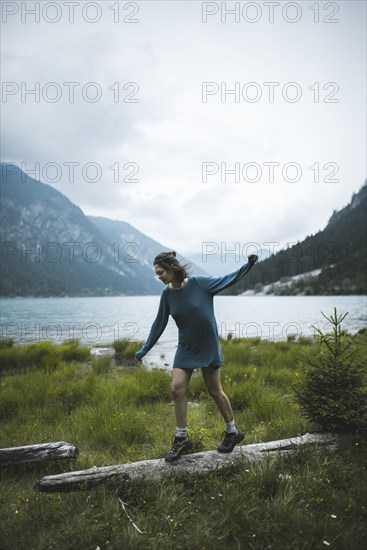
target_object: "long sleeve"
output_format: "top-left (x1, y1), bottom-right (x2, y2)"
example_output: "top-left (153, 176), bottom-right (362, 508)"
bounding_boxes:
top-left (135, 292), bottom-right (170, 360)
top-left (194, 259), bottom-right (255, 296)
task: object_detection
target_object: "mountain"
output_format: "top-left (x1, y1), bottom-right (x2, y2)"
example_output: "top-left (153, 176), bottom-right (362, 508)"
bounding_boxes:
top-left (1, 162), bottom-right (365, 296)
top-left (185, 247), bottom-right (271, 277)
top-left (220, 182), bottom-right (367, 296)
top-left (87, 216), bottom-right (209, 278)
top-left (0, 163), bottom-right (205, 297)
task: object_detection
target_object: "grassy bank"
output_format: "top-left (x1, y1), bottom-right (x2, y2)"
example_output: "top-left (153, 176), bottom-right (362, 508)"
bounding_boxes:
top-left (0, 333), bottom-right (366, 549)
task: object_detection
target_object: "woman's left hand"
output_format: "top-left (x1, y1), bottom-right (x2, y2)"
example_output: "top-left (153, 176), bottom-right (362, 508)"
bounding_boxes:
top-left (248, 254), bottom-right (259, 262)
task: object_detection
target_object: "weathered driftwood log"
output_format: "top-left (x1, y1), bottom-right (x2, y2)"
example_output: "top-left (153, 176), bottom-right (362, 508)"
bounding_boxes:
top-left (0, 442), bottom-right (79, 466)
top-left (34, 433), bottom-right (338, 493)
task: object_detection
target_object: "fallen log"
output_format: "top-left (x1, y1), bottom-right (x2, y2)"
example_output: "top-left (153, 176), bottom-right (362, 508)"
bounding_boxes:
top-left (34, 433), bottom-right (338, 493)
top-left (0, 442), bottom-right (79, 466)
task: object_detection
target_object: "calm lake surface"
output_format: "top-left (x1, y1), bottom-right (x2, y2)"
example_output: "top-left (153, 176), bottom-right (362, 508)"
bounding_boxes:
top-left (1, 295), bottom-right (366, 368)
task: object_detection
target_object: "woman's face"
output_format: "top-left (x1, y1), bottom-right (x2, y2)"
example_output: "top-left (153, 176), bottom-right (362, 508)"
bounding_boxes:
top-left (154, 264), bottom-right (176, 285)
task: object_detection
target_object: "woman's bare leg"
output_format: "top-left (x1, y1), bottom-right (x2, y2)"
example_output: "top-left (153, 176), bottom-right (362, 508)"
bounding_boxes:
top-left (171, 368), bottom-right (193, 428)
top-left (201, 366), bottom-right (234, 423)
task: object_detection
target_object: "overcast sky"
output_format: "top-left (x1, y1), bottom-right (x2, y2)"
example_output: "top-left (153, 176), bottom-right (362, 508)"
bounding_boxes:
top-left (1, 0), bottom-right (366, 257)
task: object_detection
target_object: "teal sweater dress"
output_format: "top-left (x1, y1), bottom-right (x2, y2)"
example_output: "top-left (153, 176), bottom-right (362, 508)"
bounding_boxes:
top-left (135, 259), bottom-right (256, 369)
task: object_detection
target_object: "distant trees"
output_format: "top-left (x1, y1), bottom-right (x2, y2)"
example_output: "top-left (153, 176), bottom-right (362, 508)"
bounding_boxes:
top-left (222, 183), bottom-right (367, 296)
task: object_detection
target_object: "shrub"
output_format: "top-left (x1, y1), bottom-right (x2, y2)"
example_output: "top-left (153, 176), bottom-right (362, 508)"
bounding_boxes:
top-left (0, 342), bottom-right (57, 373)
top-left (92, 356), bottom-right (112, 375)
top-left (124, 341), bottom-right (144, 358)
top-left (0, 347), bottom-right (23, 372)
top-left (294, 308), bottom-right (367, 433)
top-left (0, 338), bottom-right (14, 349)
top-left (296, 335), bottom-right (314, 346)
top-left (112, 339), bottom-right (143, 359)
top-left (0, 340), bottom-right (89, 373)
top-left (221, 340), bottom-right (253, 364)
top-left (112, 339), bottom-right (130, 354)
top-left (58, 340), bottom-right (90, 362)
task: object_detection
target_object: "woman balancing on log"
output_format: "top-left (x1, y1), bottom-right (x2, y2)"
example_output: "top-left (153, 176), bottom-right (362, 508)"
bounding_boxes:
top-left (134, 250), bottom-right (258, 462)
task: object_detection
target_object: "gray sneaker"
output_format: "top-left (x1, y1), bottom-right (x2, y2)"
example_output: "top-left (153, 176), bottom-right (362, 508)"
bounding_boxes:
top-left (217, 430), bottom-right (244, 453)
top-left (165, 435), bottom-right (193, 463)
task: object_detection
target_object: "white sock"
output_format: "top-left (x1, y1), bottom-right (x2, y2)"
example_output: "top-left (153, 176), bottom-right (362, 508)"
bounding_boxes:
top-left (176, 427), bottom-right (188, 439)
top-left (226, 419), bottom-right (237, 434)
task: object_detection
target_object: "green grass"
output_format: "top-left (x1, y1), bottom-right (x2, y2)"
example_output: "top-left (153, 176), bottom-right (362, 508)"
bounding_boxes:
top-left (0, 335), bottom-right (366, 549)
top-left (0, 339), bottom-right (90, 374)
top-left (1, 441), bottom-right (366, 550)
top-left (112, 339), bottom-right (142, 360)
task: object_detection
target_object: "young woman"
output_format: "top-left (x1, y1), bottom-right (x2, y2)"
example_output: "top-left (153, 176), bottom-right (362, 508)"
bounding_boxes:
top-left (134, 250), bottom-right (258, 462)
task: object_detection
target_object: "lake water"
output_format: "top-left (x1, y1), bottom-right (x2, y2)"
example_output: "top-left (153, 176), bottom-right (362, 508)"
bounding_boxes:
top-left (1, 295), bottom-right (366, 369)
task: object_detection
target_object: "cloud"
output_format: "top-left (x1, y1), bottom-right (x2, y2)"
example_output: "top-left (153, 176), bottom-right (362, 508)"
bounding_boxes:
top-left (1, 0), bottom-right (365, 255)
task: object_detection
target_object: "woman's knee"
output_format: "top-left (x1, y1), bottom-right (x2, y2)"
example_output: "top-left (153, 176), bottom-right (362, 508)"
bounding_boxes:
top-left (171, 369), bottom-right (191, 399)
top-left (207, 385), bottom-right (223, 399)
top-left (171, 381), bottom-right (187, 399)
top-left (202, 366), bottom-right (223, 398)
